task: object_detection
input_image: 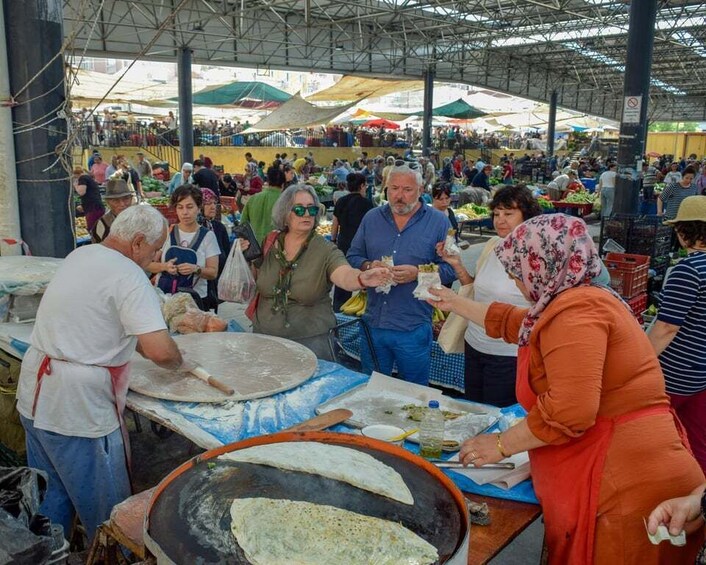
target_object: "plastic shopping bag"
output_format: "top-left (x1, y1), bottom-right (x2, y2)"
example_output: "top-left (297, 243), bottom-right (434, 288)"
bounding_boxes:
top-left (218, 239), bottom-right (257, 303)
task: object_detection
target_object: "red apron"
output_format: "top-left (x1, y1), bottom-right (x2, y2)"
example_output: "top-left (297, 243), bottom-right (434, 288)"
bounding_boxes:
top-left (31, 355), bottom-right (133, 491)
top-left (516, 346), bottom-right (682, 565)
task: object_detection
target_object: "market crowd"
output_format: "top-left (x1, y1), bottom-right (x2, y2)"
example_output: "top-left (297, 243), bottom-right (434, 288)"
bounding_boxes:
top-left (17, 139), bottom-right (706, 563)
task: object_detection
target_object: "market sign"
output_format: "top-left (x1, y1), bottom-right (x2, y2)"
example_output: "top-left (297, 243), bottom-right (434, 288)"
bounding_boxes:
top-left (622, 95), bottom-right (642, 124)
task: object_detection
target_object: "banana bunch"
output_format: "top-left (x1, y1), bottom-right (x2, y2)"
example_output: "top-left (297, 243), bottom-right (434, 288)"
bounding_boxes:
top-left (432, 307), bottom-right (446, 323)
top-left (340, 291), bottom-right (367, 316)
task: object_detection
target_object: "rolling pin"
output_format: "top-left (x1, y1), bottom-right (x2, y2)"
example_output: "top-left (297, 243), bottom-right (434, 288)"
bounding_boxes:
top-left (190, 365), bottom-right (235, 396)
top-left (286, 409), bottom-right (353, 432)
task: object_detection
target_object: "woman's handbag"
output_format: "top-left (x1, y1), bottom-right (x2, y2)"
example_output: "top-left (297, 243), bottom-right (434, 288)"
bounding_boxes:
top-left (437, 283), bottom-right (474, 354)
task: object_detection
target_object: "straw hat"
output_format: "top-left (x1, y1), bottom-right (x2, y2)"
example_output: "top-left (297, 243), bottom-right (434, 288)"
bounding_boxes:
top-left (663, 196), bottom-right (706, 224)
top-left (104, 178), bottom-right (133, 199)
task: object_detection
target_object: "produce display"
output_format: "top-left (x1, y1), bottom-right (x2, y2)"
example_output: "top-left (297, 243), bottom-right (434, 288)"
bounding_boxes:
top-left (559, 191), bottom-right (596, 204)
top-left (147, 196), bottom-right (171, 206)
top-left (220, 442), bottom-right (414, 504)
top-left (536, 196), bottom-right (555, 210)
top-left (340, 291), bottom-right (366, 316)
top-left (75, 216), bottom-right (89, 238)
top-left (141, 177), bottom-right (167, 194)
top-left (455, 204), bottom-right (490, 220)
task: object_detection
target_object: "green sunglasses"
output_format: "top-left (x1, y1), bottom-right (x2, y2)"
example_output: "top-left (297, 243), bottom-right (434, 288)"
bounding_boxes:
top-left (291, 204), bottom-right (319, 217)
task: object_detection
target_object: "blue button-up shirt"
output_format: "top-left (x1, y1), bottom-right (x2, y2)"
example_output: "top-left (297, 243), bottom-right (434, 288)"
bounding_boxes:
top-left (347, 204), bottom-right (455, 331)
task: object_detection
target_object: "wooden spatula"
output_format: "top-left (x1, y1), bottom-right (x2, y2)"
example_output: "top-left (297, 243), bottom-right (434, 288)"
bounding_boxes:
top-left (286, 409), bottom-right (353, 432)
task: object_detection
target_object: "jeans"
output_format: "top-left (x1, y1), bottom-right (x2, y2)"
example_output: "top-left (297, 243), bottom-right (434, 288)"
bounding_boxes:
top-left (600, 187), bottom-right (615, 218)
top-left (360, 324), bottom-right (432, 386)
top-left (20, 415), bottom-right (131, 541)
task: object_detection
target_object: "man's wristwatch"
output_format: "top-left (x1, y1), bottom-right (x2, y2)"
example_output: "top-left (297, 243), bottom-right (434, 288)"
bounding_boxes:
top-left (195, 266), bottom-right (202, 276)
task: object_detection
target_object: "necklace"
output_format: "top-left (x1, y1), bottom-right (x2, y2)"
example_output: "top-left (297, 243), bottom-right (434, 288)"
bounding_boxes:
top-left (271, 230), bottom-right (315, 327)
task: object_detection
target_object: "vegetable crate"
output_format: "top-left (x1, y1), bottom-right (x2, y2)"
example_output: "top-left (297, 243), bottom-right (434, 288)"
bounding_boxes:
top-left (600, 215), bottom-right (673, 258)
top-left (151, 204), bottom-right (178, 224)
top-left (605, 252), bottom-right (650, 299)
top-left (626, 292), bottom-right (647, 324)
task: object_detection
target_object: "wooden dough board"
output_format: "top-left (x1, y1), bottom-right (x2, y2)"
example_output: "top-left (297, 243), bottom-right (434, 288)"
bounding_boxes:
top-left (128, 333), bottom-right (317, 403)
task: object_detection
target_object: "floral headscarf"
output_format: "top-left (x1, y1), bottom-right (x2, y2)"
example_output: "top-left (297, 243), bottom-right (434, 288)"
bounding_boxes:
top-left (494, 214), bottom-right (604, 346)
top-left (200, 187), bottom-right (217, 204)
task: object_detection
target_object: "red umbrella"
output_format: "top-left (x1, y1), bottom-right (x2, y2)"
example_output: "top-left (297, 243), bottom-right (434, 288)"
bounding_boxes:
top-left (362, 118), bottom-right (401, 129)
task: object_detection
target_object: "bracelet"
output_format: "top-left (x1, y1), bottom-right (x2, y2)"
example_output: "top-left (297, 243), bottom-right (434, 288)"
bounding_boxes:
top-left (357, 272), bottom-right (366, 288)
top-left (496, 433), bottom-right (511, 458)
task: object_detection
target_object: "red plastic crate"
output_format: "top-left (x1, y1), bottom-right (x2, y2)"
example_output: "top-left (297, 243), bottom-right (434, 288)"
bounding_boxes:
top-left (604, 252), bottom-right (650, 299)
top-left (151, 204), bottom-right (179, 225)
top-left (626, 292), bottom-right (647, 324)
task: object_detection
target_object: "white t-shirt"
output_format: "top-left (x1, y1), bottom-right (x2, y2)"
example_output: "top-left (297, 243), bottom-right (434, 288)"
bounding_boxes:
top-left (16, 245), bottom-right (167, 437)
top-left (157, 227), bottom-right (220, 298)
top-left (664, 171), bottom-right (682, 185)
top-left (464, 251), bottom-right (530, 356)
top-left (599, 170), bottom-right (617, 189)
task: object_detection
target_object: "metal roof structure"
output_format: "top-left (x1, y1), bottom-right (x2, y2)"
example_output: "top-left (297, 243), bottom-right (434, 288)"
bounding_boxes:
top-left (62, 0), bottom-right (706, 122)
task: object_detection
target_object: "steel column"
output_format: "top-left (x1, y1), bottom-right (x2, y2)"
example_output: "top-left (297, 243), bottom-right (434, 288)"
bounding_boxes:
top-left (178, 46), bottom-right (194, 166)
top-left (422, 66), bottom-right (434, 156)
top-left (546, 90), bottom-right (558, 158)
top-left (614, 0), bottom-right (658, 215)
top-left (4, 0), bottom-right (72, 257)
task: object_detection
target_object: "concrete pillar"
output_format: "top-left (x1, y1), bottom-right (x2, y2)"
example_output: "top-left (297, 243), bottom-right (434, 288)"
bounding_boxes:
top-left (178, 47), bottom-right (194, 166)
top-left (546, 90), bottom-right (558, 159)
top-left (4, 0), bottom-right (72, 257)
top-left (422, 67), bottom-right (434, 156)
top-left (0, 0), bottom-right (20, 255)
top-left (614, 0), bottom-right (658, 215)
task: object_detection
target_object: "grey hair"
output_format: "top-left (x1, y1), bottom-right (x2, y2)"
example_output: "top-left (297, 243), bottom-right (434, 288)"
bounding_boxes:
top-left (109, 205), bottom-right (167, 244)
top-left (271, 183), bottom-right (321, 231)
top-left (388, 165), bottom-right (424, 188)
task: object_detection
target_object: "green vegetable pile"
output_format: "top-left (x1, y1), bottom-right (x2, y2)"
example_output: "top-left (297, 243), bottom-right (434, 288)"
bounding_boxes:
top-left (147, 196), bottom-right (171, 206)
top-left (537, 198), bottom-right (554, 210)
top-left (561, 192), bottom-right (596, 204)
top-left (141, 177), bottom-right (167, 193)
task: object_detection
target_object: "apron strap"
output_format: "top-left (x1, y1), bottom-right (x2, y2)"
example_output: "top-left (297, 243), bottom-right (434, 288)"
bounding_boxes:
top-left (31, 356), bottom-right (53, 417)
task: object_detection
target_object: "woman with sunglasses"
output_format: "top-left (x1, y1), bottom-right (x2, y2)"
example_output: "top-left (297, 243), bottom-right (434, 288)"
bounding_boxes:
top-left (249, 184), bottom-right (392, 360)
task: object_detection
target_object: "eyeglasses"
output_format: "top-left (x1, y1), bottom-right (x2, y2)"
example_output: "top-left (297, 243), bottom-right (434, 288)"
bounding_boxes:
top-left (291, 205), bottom-right (319, 217)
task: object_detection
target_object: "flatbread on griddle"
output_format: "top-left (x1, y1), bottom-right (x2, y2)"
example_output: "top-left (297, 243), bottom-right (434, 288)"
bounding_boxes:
top-left (220, 442), bottom-right (413, 505)
top-left (230, 498), bottom-right (438, 565)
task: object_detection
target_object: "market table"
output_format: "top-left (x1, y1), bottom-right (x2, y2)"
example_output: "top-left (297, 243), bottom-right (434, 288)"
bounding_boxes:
top-left (549, 201), bottom-right (593, 217)
top-left (458, 217), bottom-right (494, 237)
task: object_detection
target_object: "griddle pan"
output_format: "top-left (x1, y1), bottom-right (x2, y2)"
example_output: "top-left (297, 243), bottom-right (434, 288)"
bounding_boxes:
top-left (144, 431), bottom-right (469, 564)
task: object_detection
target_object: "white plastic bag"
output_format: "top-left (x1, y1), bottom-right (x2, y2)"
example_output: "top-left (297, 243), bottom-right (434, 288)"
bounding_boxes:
top-left (218, 240), bottom-right (257, 303)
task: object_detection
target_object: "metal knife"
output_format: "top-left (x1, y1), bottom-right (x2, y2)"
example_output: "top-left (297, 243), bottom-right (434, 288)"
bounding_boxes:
top-left (430, 460), bottom-right (516, 470)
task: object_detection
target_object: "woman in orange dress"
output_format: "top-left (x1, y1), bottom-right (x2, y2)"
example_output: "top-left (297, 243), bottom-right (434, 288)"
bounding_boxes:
top-left (430, 214), bottom-right (705, 564)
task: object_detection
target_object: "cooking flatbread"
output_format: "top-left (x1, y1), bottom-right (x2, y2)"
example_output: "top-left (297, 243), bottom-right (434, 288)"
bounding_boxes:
top-left (220, 442), bottom-right (413, 505)
top-left (230, 498), bottom-right (438, 565)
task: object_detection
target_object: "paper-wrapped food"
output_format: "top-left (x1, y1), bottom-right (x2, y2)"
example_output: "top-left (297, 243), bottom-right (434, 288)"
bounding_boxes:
top-left (413, 264), bottom-right (442, 301)
top-left (444, 229), bottom-right (461, 256)
top-left (375, 255), bottom-right (396, 294)
top-left (161, 292), bottom-right (227, 334)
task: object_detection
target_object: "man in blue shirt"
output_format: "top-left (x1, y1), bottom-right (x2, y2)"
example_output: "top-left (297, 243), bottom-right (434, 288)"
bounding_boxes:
top-left (347, 165), bottom-right (455, 385)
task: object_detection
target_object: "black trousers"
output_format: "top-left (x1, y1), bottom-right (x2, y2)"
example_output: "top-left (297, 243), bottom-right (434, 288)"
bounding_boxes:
top-left (464, 341), bottom-right (518, 407)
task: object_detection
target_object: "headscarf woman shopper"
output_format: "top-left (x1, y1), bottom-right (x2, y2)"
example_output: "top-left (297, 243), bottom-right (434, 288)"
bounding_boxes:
top-left (200, 187), bottom-right (231, 312)
top-left (429, 214), bottom-right (705, 564)
top-left (249, 184), bottom-right (391, 360)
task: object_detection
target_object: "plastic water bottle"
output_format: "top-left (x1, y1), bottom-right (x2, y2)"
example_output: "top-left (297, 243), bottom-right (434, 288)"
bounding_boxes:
top-left (419, 400), bottom-right (444, 459)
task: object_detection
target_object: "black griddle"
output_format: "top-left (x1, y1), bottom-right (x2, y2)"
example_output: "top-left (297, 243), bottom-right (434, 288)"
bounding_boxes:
top-left (145, 432), bottom-right (467, 564)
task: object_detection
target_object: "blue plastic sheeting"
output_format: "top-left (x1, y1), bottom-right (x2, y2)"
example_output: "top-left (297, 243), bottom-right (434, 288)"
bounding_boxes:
top-left (151, 360), bottom-right (368, 445)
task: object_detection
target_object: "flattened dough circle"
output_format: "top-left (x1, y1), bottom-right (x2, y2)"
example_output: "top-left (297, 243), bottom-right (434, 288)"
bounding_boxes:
top-left (128, 333), bottom-right (318, 402)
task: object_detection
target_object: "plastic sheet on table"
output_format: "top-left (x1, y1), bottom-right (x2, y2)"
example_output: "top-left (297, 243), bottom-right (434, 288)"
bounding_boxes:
top-left (0, 257), bottom-right (63, 298)
top-left (129, 360), bottom-right (369, 447)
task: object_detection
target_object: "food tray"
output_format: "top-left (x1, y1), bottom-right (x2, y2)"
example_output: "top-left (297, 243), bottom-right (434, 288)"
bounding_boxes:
top-left (317, 372), bottom-right (501, 446)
